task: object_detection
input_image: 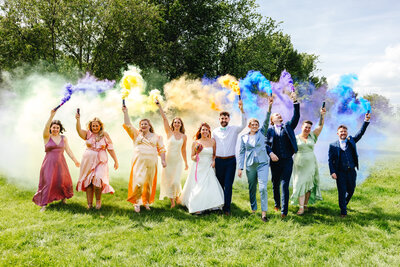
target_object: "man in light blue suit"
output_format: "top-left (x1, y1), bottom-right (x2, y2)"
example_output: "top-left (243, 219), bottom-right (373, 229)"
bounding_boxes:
top-left (238, 97), bottom-right (273, 222)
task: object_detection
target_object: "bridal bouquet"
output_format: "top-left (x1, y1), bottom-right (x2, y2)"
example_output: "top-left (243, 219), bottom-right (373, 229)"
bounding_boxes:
top-left (195, 143), bottom-right (203, 154)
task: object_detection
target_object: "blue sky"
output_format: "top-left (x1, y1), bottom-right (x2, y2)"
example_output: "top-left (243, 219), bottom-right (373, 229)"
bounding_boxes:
top-left (256, 0), bottom-right (400, 106)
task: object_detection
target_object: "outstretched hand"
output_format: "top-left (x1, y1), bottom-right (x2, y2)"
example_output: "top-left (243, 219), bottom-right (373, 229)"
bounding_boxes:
top-left (290, 92), bottom-right (297, 103)
top-left (320, 107), bottom-right (326, 117)
top-left (122, 106), bottom-right (128, 113)
top-left (268, 96), bottom-right (274, 106)
top-left (365, 113), bottom-right (371, 121)
top-left (238, 99), bottom-right (244, 112)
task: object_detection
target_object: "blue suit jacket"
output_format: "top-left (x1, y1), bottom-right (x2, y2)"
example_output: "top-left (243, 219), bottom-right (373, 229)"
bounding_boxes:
top-left (266, 103), bottom-right (300, 156)
top-left (239, 112), bottom-right (271, 169)
top-left (328, 121), bottom-right (370, 174)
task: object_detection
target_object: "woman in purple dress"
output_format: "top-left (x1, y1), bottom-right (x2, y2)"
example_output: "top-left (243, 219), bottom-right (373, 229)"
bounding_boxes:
top-left (33, 109), bottom-right (80, 211)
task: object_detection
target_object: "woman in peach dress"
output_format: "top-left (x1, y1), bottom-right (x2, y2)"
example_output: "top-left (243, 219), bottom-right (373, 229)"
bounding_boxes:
top-left (75, 113), bottom-right (119, 209)
top-left (122, 106), bottom-right (167, 213)
top-left (156, 100), bottom-right (188, 208)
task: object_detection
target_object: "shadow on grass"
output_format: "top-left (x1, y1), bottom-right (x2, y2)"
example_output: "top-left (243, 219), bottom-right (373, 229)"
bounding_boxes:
top-left (46, 200), bottom-right (253, 224)
top-left (284, 202), bottom-right (400, 232)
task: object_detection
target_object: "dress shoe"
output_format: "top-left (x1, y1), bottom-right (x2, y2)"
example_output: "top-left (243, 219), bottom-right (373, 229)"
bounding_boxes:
top-left (281, 213), bottom-right (287, 219)
top-left (274, 206), bottom-right (281, 212)
top-left (224, 211), bottom-right (231, 216)
top-left (261, 216), bottom-right (268, 222)
top-left (340, 214), bottom-right (347, 218)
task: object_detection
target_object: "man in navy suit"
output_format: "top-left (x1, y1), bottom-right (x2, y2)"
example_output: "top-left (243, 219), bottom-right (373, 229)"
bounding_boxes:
top-left (266, 92), bottom-right (300, 218)
top-left (328, 113), bottom-right (371, 217)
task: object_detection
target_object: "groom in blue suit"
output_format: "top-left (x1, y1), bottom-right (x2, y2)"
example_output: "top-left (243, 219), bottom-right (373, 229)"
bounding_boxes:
top-left (266, 92), bottom-right (300, 218)
top-left (328, 113), bottom-right (371, 217)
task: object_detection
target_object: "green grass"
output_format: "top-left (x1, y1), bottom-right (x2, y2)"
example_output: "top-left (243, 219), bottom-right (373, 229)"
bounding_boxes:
top-left (1, 161), bottom-right (400, 266)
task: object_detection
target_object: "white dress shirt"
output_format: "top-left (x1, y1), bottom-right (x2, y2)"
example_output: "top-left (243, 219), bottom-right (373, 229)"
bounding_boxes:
top-left (212, 112), bottom-right (246, 157)
top-left (340, 139), bottom-right (347, 151)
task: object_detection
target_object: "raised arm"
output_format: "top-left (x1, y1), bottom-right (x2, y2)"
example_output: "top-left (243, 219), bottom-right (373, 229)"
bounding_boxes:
top-left (353, 113), bottom-right (371, 143)
top-left (156, 100), bottom-right (172, 137)
top-left (313, 107), bottom-right (326, 137)
top-left (237, 99), bottom-right (247, 132)
top-left (261, 96), bottom-right (273, 135)
top-left (122, 106), bottom-right (139, 140)
top-left (181, 135), bottom-right (189, 170)
top-left (43, 109), bottom-right (57, 142)
top-left (63, 136), bottom-right (80, 167)
top-left (75, 111), bottom-right (87, 140)
top-left (104, 132), bottom-right (119, 170)
top-left (288, 92), bottom-right (300, 129)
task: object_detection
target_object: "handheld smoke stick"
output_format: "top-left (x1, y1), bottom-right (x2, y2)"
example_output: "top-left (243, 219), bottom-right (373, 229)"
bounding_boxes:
top-left (122, 99), bottom-right (126, 107)
top-left (367, 109), bottom-right (370, 114)
top-left (77, 108), bottom-right (80, 115)
top-left (238, 94), bottom-right (241, 100)
top-left (322, 101), bottom-right (326, 109)
top-left (54, 103), bottom-right (62, 111)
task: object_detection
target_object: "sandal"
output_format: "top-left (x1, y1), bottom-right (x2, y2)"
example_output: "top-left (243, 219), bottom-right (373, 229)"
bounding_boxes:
top-left (40, 206), bottom-right (46, 212)
top-left (87, 203), bottom-right (93, 210)
top-left (62, 199), bottom-right (67, 204)
top-left (297, 206), bottom-right (305, 215)
top-left (145, 204), bottom-right (151, 210)
top-left (134, 204), bottom-right (140, 213)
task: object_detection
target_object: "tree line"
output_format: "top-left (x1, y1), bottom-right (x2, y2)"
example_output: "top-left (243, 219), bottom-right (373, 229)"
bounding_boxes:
top-left (0, 0), bottom-right (323, 86)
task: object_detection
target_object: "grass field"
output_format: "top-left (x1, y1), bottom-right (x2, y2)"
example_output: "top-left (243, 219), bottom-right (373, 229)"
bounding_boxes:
top-left (1, 161), bottom-right (399, 266)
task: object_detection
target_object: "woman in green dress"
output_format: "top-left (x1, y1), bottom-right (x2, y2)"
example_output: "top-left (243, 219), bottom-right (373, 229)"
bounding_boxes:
top-left (291, 107), bottom-right (326, 215)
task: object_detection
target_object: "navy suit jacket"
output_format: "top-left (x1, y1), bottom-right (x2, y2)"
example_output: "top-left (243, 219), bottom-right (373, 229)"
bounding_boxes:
top-left (266, 103), bottom-right (300, 156)
top-left (328, 121), bottom-right (370, 174)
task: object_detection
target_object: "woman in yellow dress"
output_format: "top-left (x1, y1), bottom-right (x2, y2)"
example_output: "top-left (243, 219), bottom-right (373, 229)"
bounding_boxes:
top-left (122, 106), bottom-right (166, 213)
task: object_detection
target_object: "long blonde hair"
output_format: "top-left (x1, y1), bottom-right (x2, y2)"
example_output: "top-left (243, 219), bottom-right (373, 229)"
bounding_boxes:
top-left (87, 117), bottom-right (104, 141)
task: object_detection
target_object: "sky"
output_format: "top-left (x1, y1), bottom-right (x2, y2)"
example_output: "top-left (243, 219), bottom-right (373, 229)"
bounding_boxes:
top-left (256, 0), bottom-right (400, 106)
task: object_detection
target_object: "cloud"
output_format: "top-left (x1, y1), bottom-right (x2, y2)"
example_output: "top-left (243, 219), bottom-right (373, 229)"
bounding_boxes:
top-left (328, 44), bottom-right (400, 105)
top-left (355, 44), bottom-right (400, 105)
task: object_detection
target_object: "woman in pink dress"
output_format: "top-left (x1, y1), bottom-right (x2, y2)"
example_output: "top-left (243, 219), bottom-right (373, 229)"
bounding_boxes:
top-left (75, 113), bottom-right (119, 209)
top-left (156, 100), bottom-right (188, 208)
top-left (33, 109), bottom-right (80, 212)
top-left (122, 106), bottom-right (166, 213)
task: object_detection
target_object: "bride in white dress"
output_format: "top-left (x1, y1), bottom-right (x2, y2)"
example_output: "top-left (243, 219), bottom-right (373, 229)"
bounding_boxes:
top-left (180, 123), bottom-right (224, 214)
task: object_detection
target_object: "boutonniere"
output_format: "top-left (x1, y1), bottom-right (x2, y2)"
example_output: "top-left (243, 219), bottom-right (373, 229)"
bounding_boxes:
top-left (347, 137), bottom-right (350, 141)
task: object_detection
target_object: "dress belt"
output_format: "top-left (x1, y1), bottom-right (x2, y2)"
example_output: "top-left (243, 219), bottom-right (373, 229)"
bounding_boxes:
top-left (216, 155), bottom-right (235, 159)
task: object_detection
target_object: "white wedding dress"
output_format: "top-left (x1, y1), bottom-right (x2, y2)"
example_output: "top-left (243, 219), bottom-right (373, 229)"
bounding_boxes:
top-left (181, 147), bottom-right (224, 213)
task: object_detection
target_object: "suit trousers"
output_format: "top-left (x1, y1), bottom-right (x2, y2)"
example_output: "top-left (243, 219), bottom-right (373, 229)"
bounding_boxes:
top-left (270, 157), bottom-right (293, 215)
top-left (246, 162), bottom-right (269, 212)
top-left (215, 157), bottom-right (236, 212)
top-left (336, 168), bottom-right (357, 215)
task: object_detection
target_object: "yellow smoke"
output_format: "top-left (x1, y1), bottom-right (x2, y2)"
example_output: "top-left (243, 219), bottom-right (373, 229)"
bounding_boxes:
top-left (218, 74), bottom-right (241, 96)
top-left (120, 66), bottom-right (144, 99)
